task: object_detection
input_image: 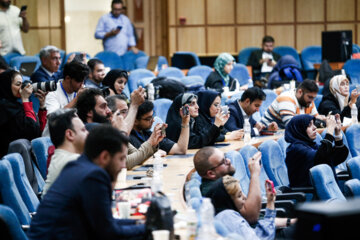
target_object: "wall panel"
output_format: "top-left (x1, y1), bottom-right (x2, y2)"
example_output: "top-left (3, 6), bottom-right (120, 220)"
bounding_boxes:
top-left (21, 30), bottom-right (50, 54)
top-left (267, 25), bottom-right (295, 47)
top-left (207, 27), bottom-right (236, 53)
top-left (176, 0), bottom-right (205, 25)
top-left (296, 25), bottom-right (324, 51)
top-left (327, 24), bottom-right (356, 42)
top-left (207, 0), bottom-right (234, 24)
top-left (236, 0), bottom-right (264, 23)
top-left (169, 27), bottom-right (176, 54)
top-left (266, 0), bottom-right (294, 23)
top-left (296, 0), bottom-right (324, 22)
top-left (327, 0), bottom-right (355, 22)
top-left (236, 26), bottom-right (264, 50)
top-left (177, 28), bottom-right (206, 54)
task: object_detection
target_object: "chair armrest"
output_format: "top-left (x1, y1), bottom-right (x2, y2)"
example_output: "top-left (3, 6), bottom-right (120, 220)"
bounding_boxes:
top-left (21, 225), bottom-right (30, 232)
top-left (261, 200), bottom-right (296, 218)
top-left (276, 192), bottom-right (306, 203)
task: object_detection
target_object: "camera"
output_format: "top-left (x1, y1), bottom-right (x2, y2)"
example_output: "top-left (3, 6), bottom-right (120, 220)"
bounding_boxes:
top-left (144, 83), bottom-right (160, 101)
top-left (182, 105), bottom-right (189, 116)
top-left (21, 80), bottom-right (57, 92)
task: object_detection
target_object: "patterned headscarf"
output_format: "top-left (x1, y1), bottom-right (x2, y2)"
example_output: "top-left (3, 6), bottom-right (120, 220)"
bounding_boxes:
top-left (329, 75), bottom-right (349, 111)
top-left (214, 53), bottom-right (235, 86)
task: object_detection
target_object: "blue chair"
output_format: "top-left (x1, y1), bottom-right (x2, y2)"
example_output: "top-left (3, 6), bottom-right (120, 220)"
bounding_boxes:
top-left (300, 46), bottom-right (322, 80)
top-left (274, 46), bottom-right (302, 69)
top-left (10, 56), bottom-right (41, 76)
top-left (153, 98), bottom-right (173, 122)
top-left (122, 50), bottom-right (147, 71)
top-left (238, 145), bottom-right (263, 183)
top-left (345, 124), bottom-right (360, 157)
top-left (189, 186), bottom-right (202, 199)
top-left (314, 94), bottom-right (323, 109)
top-left (0, 204), bottom-right (28, 240)
top-left (158, 67), bottom-right (184, 79)
top-left (187, 65), bottom-right (213, 82)
top-left (277, 135), bottom-right (290, 156)
top-left (309, 164), bottom-right (346, 201)
top-left (344, 178), bottom-right (360, 197)
top-left (343, 59), bottom-right (360, 85)
top-left (353, 44), bottom-right (360, 54)
top-left (259, 89), bottom-right (277, 116)
top-left (31, 137), bottom-right (53, 180)
top-left (0, 160), bottom-right (31, 225)
top-left (3, 52), bottom-right (22, 64)
top-left (214, 219), bottom-right (229, 237)
top-left (346, 156), bottom-right (360, 180)
top-left (137, 77), bottom-right (155, 89)
top-left (182, 75), bottom-right (205, 86)
top-left (171, 51), bottom-right (201, 69)
top-left (238, 47), bottom-right (261, 65)
top-left (224, 91), bottom-right (244, 105)
top-left (94, 51), bottom-right (124, 70)
top-left (128, 69), bottom-right (155, 93)
top-left (62, 52), bottom-right (91, 67)
top-left (226, 151), bottom-right (250, 195)
top-left (134, 56), bottom-right (168, 71)
top-left (229, 63), bottom-right (252, 86)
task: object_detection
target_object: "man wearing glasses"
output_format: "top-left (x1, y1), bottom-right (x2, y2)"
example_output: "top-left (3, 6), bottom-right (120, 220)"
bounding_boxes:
top-left (129, 100), bottom-right (190, 155)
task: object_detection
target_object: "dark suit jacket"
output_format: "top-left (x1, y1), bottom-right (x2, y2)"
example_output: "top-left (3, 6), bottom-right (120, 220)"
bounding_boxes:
top-left (247, 50), bottom-right (281, 79)
top-left (30, 66), bottom-right (63, 83)
top-left (28, 154), bottom-right (145, 240)
top-left (224, 101), bottom-right (257, 136)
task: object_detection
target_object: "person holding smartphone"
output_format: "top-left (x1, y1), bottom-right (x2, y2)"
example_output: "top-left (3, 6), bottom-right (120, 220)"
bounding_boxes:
top-left (0, 1), bottom-right (29, 55)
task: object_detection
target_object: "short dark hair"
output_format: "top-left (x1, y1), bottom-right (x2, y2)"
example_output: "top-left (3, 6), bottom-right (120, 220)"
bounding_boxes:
top-left (240, 87), bottom-right (266, 103)
top-left (112, 0), bottom-right (123, 6)
top-left (87, 58), bottom-right (103, 72)
top-left (75, 88), bottom-right (103, 123)
top-left (194, 147), bottom-right (216, 177)
top-left (136, 101), bottom-right (154, 119)
top-left (106, 94), bottom-right (128, 113)
top-left (84, 124), bottom-right (129, 160)
top-left (262, 35), bottom-right (275, 44)
top-left (298, 79), bottom-right (319, 93)
top-left (63, 61), bottom-right (89, 83)
top-left (48, 108), bottom-right (77, 148)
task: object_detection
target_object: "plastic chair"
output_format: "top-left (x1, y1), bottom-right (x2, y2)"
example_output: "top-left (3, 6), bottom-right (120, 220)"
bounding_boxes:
top-left (226, 151), bottom-right (250, 195)
top-left (343, 59), bottom-right (360, 85)
top-left (128, 69), bottom-right (156, 93)
top-left (171, 51), bottom-right (201, 69)
top-left (2, 154), bottom-right (39, 213)
top-left (31, 137), bottom-right (54, 180)
top-left (0, 204), bottom-right (28, 240)
top-left (344, 178), bottom-right (360, 197)
top-left (3, 52), bottom-right (22, 64)
top-left (224, 91), bottom-right (244, 105)
top-left (229, 63), bottom-right (252, 86)
top-left (314, 94), bottom-right (323, 109)
top-left (309, 164), bottom-right (346, 201)
top-left (187, 65), bottom-right (213, 82)
top-left (158, 66), bottom-right (185, 79)
top-left (9, 56), bottom-right (41, 76)
top-left (353, 44), bottom-right (360, 54)
top-left (345, 124), bottom-right (360, 157)
top-left (122, 50), bottom-right (147, 71)
top-left (300, 46), bottom-right (322, 80)
top-left (0, 160), bottom-right (31, 225)
top-left (346, 156), bottom-right (360, 180)
top-left (137, 77), bottom-right (155, 89)
top-left (277, 135), bottom-right (290, 156)
top-left (134, 56), bottom-right (168, 71)
top-left (94, 51), bottom-right (124, 70)
top-left (259, 89), bottom-right (277, 117)
top-left (214, 219), bottom-right (229, 237)
top-left (153, 98), bottom-right (173, 122)
top-left (273, 46), bottom-right (302, 69)
top-left (238, 47), bottom-right (261, 65)
top-left (181, 75), bottom-right (205, 86)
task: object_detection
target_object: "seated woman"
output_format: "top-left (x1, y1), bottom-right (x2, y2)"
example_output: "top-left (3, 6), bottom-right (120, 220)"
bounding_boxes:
top-left (205, 53), bottom-right (243, 93)
top-left (285, 114), bottom-right (349, 187)
top-left (0, 70), bottom-right (47, 157)
top-left (102, 69), bottom-right (129, 99)
top-left (318, 75), bottom-right (360, 121)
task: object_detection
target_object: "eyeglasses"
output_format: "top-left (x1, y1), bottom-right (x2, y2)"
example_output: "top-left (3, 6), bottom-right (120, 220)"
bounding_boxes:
top-left (208, 157), bottom-right (228, 171)
top-left (141, 116), bottom-right (154, 122)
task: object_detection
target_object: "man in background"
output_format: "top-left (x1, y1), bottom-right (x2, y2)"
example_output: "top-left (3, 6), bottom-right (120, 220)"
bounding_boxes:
top-left (84, 58), bottom-right (106, 89)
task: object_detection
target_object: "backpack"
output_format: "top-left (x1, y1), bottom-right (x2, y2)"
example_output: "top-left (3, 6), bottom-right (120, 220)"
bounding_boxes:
top-left (151, 77), bottom-right (186, 100)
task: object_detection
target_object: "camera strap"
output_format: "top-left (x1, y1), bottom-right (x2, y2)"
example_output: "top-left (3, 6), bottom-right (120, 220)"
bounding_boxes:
top-left (60, 82), bottom-right (76, 104)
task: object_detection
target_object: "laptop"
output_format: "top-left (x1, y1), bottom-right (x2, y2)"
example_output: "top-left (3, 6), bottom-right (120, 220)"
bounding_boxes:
top-left (146, 56), bottom-right (159, 71)
top-left (19, 62), bottom-right (38, 77)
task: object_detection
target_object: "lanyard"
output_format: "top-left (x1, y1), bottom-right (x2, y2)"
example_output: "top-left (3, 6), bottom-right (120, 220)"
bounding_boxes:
top-left (134, 130), bottom-right (148, 142)
top-left (60, 82), bottom-right (76, 104)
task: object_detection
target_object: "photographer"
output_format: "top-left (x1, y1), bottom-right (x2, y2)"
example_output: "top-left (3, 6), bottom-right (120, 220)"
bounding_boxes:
top-left (0, 70), bottom-right (47, 157)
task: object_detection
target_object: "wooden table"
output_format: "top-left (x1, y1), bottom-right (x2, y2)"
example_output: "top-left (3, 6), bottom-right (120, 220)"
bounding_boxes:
top-left (313, 62), bottom-right (344, 70)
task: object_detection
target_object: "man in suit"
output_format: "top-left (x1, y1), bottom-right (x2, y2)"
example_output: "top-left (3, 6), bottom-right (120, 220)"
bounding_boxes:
top-left (247, 36), bottom-right (281, 81)
top-left (225, 87), bottom-right (277, 136)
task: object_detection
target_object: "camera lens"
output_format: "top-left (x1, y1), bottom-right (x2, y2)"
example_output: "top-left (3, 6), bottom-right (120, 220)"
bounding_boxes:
top-left (32, 80), bottom-right (57, 92)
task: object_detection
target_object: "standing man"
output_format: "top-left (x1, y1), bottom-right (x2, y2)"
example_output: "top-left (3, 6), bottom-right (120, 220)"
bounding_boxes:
top-left (0, 0), bottom-right (29, 55)
top-left (95, 0), bottom-right (138, 56)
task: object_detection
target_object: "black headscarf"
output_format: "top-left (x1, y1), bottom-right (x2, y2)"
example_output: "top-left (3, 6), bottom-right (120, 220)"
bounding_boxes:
top-left (197, 90), bottom-right (220, 120)
top-left (206, 178), bottom-right (238, 215)
top-left (0, 69), bottom-right (19, 102)
top-left (102, 69), bottom-right (128, 94)
top-left (285, 114), bottom-right (316, 146)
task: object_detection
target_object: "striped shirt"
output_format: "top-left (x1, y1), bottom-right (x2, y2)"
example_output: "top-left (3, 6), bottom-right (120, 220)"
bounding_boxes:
top-left (261, 89), bottom-right (318, 129)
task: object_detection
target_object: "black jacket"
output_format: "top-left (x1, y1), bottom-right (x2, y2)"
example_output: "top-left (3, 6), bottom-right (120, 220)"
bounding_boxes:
top-left (247, 50), bottom-right (281, 79)
top-left (317, 93), bottom-right (355, 121)
top-left (205, 71), bottom-right (237, 93)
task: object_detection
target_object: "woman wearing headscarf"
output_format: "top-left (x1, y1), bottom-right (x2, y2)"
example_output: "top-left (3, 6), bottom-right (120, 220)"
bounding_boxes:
top-left (285, 114), bottom-right (348, 187)
top-left (205, 53), bottom-right (239, 92)
top-left (0, 70), bottom-right (47, 157)
top-left (318, 75), bottom-right (360, 121)
top-left (102, 69), bottom-right (129, 99)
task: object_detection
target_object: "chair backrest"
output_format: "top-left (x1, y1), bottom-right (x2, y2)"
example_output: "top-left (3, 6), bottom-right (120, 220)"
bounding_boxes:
top-left (314, 94), bottom-right (323, 109)
top-left (345, 124), bottom-right (360, 157)
top-left (238, 47), bottom-right (261, 65)
top-left (277, 136), bottom-right (290, 156)
top-left (225, 91), bottom-right (244, 105)
top-left (343, 59), bottom-right (360, 85)
top-left (300, 45), bottom-right (322, 71)
top-left (259, 139), bottom-right (289, 187)
top-left (0, 160), bottom-right (31, 225)
top-left (158, 66), bottom-right (185, 79)
top-left (187, 65), bottom-right (213, 82)
top-left (181, 75), bottom-right (205, 86)
top-left (94, 51), bottom-right (124, 70)
top-left (0, 204), bottom-right (28, 240)
top-left (309, 164), bottom-right (346, 201)
top-left (3, 52), bottom-right (22, 64)
top-left (128, 69), bottom-right (156, 92)
top-left (2, 153), bottom-right (39, 213)
top-left (344, 179), bottom-right (360, 197)
top-left (135, 56), bottom-right (169, 71)
top-left (31, 137), bottom-right (54, 180)
top-left (122, 50), bottom-right (147, 71)
top-left (9, 56), bottom-right (41, 76)
top-left (346, 156), bottom-right (360, 180)
top-left (273, 46), bottom-right (302, 68)
top-left (353, 44), bottom-right (360, 54)
top-left (229, 63), bottom-right (251, 86)
top-left (153, 98), bottom-right (173, 122)
top-left (226, 151), bottom-right (250, 195)
top-left (259, 89), bottom-right (277, 116)
top-left (171, 51), bottom-right (201, 69)
top-left (137, 76), bottom-right (155, 89)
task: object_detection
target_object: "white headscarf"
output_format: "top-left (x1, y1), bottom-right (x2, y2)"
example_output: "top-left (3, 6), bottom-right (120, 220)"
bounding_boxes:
top-left (329, 75), bottom-right (349, 111)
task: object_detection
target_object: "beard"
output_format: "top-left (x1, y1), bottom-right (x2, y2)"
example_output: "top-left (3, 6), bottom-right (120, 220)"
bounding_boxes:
top-left (298, 94), bottom-right (309, 107)
top-left (228, 166), bottom-right (236, 176)
top-left (92, 109), bottom-right (110, 123)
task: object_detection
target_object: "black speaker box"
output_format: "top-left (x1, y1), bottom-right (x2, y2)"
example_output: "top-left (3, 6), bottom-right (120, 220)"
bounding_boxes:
top-left (322, 30), bottom-right (352, 62)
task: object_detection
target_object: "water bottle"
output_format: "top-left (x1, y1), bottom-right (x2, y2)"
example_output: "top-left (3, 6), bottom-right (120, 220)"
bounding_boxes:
top-left (151, 153), bottom-right (164, 193)
top-left (197, 198), bottom-right (217, 240)
top-left (147, 83), bottom-right (155, 102)
top-left (186, 208), bottom-right (198, 240)
top-left (351, 104), bottom-right (358, 124)
top-left (244, 118), bottom-right (251, 144)
top-left (153, 152), bottom-right (163, 174)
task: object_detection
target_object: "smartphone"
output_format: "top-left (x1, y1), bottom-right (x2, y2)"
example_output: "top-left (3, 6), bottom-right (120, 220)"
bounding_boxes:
top-left (117, 26), bottom-right (123, 30)
top-left (356, 85), bottom-right (360, 93)
top-left (221, 106), bottom-right (229, 115)
top-left (265, 179), bottom-right (276, 193)
top-left (20, 5), bottom-right (27, 11)
top-left (160, 124), bottom-right (166, 136)
top-left (182, 105), bottom-right (189, 116)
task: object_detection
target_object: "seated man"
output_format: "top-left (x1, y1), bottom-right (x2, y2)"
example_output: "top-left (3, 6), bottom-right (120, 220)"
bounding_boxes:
top-left (261, 79), bottom-right (325, 129)
top-left (28, 125), bottom-right (146, 239)
top-left (129, 101), bottom-right (189, 155)
top-left (225, 87), bottom-right (278, 136)
top-left (31, 45), bottom-right (63, 83)
top-left (84, 58), bottom-right (106, 89)
top-left (42, 108), bottom-right (88, 196)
